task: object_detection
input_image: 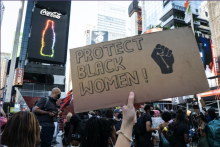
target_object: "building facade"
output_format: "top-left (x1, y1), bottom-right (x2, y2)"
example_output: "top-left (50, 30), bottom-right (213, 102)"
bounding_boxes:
top-left (97, 1), bottom-right (126, 41)
top-left (142, 0), bottom-right (209, 35)
top-left (207, 1), bottom-right (220, 76)
top-left (84, 2), bottom-right (127, 45)
top-left (1, 52), bottom-right (10, 89)
top-left (1, 1), bottom-right (5, 26)
top-left (12, 1), bottom-right (71, 109)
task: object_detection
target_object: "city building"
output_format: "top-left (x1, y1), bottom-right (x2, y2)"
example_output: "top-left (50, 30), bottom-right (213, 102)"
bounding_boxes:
top-left (97, 1), bottom-right (126, 41)
top-left (6, 1), bottom-right (72, 110)
top-left (142, 1), bottom-right (210, 36)
top-left (84, 1), bottom-right (127, 46)
top-left (1, 1), bottom-right (5, 25)
top-left (1, 52), bottom-right (10, 98)
top-left (1, 52), bottom-right (10, 89)
top-left (207, 1), bottom-right (220, 75)
top-left (141, 1), bottom-right (163, 31)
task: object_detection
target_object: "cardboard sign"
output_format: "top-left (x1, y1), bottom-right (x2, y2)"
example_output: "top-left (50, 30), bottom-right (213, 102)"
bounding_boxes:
top-left (70, 27), bottom-right (209, 113)
top-left (200, 98), bottom-right (206, 107)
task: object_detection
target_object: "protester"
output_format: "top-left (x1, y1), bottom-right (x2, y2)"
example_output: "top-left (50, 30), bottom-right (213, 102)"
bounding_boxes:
top-left (34, 87), bottom-right (62, 147)
top-left (163, 109), bottom-right (190, 147)
top-left (158, 112), bottom-right (172, 147)
top-left (1, 111), bottom-right (40, 147)
top-left (207, 108), bottom-right (217, 121)
top-left (138, 104), bottom-right (159, 147)
top-left (105, 109), bottom-right (113, 119)
top-left (63, 112), bottom-right (72, 147)
top-left (191, 112), bottom-right (198, 129)
top-left (80, 117), bottom-right (116, 147)
top-left (197, 113), bottom-right (209, 147)
top-left (69, 112), bottom-right (89, 146)
top-left (114, 109), bottom-right (122, 133)
top-left (192, 98), bottom-right (199, 110)
top-left (96, 110), bottom-right (102, 118)
top-left (203, 108), bottom-right (211, 122)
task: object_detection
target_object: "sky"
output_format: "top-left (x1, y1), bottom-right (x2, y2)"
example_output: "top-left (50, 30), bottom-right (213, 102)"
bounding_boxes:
top-left (1, 1), bottom-right (131, 54)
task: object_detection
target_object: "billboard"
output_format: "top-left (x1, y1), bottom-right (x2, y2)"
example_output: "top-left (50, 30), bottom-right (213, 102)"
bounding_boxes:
top-left (27, 8), bottom-right (69, 63)
top-left (197, 37), bottom-right (217, 88)
top-left (91, 31), bottom-right (108, 45)
top-left (14, 68), bottom-right (24, 86)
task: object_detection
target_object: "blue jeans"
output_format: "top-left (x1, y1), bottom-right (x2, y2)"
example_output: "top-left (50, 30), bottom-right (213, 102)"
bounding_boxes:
top-left (40, 126), bottom-right (55, 147)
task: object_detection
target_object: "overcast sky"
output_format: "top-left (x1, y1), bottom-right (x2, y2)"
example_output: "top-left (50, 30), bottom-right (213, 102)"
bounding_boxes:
top-left (1, 1), bottom-right (131, 54)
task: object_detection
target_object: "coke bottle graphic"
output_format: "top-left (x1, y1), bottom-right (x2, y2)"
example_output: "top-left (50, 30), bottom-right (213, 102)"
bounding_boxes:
top-left (40, 20), bottom-right (56, 57)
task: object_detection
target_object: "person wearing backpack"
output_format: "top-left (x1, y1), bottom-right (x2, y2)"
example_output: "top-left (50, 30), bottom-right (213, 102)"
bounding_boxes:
top-left (162, 109), bottom-right (190, 147)
top-left (135, 104), bottom-right (159, 147)
top-left (205, 108), bottom-right (220, 147)
top-left (34, 87), bottom-right (62, 147)
top-left (69, 112), bottom-right (89, 146)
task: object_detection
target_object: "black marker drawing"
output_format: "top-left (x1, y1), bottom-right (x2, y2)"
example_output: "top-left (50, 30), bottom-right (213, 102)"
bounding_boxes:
top-left (151, 44), bottom-right (174, 74)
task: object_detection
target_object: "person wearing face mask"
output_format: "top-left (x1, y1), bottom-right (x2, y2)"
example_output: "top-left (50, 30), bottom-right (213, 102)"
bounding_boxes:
top-left (80, 117), bottom-right (116, 147)
top-left (138, 105), bottom-right (159, 147)
top-left (34, 87), bottom-right (62, 147)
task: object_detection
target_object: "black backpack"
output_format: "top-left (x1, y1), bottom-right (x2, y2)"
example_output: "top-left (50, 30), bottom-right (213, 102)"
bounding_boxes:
top-left (167, 122), bottom-right (177, 145)
top-left (72, 114), bottom-right (89, 140)
top-left (133, 115), bottom-right (146, 136)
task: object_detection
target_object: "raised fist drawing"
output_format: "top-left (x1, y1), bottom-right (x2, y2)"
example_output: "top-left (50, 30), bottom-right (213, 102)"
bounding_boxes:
top-left (151, 44), bottom-right (174, 74)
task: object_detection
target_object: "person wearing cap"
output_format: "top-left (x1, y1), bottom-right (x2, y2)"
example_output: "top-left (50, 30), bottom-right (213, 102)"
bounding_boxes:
top-left (114, 109), bottom-right (122, 138)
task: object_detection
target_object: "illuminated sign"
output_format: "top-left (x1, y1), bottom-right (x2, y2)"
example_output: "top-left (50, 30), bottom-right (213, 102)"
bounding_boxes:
top-left (197, 89), bottom-right (220, 98)
top-left (14, 68), bottom-right (24, 86)
top-left (40, 9), bottom-right (62, 19)
top-left (28, 8), bottom-right (68, 63)
top-left (40, 20), bottom-right (56, 57)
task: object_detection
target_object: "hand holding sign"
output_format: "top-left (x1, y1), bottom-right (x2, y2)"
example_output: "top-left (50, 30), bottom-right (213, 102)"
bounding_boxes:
top-left (151, 44), bottom-right (174, 74)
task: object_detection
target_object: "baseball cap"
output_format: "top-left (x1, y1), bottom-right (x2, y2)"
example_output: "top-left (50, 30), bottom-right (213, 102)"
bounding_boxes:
top-left (114, 109), bottom-right (121, 113)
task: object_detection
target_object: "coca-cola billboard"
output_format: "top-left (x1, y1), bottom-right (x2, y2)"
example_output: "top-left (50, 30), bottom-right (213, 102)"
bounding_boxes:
top-left (27, 8), bottom-right (69, 63)
top-left (40, 9), bottom-right (62, 19)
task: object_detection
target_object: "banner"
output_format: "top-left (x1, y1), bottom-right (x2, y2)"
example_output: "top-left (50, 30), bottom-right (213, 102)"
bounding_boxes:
top-left (14, 68), bottom-right (24, 86)
top-left (91, 31), bottom-right (108, 45)
top-left (70, 27), bottom-right (209, 112)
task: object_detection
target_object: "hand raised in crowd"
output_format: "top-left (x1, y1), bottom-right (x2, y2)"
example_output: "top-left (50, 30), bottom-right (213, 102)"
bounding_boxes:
top-left (116, 92), bottom-right (136, 147)
top-left (122, 92), bottom-right (136, 127)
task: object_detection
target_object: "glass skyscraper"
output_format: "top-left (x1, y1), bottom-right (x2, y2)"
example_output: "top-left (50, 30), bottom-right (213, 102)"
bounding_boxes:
top-left (97, 1), bottom-right (126, 41)
top-left (142, 1), bottom-right (205, 32)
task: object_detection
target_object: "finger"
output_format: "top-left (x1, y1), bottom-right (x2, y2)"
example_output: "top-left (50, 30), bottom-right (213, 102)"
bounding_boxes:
top-left (167, 50), bottom-right (173, 57)
top-left (155, 44), bottom-right (161, 49)
top-left (127, 92), bottom-right (135, 108)
top-left (164, 47), bottom-right (169, 56)
top-left (160, 45), bottom-right (165, 52)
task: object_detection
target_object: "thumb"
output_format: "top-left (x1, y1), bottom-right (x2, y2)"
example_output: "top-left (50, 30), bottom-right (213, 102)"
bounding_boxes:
top-left (127, 92), bottom-right (135, 108)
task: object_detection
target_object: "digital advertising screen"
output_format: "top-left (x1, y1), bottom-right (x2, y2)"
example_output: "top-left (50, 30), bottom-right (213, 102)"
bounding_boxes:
top-left (196, 36), bottom-right (217, 88)
top-left (27, 8), bottom-right (68, 63)
top-left (91, 31), bottom-right (108, 45)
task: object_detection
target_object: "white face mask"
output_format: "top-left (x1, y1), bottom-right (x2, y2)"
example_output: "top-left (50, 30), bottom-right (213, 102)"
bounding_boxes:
top-left (109, 137), bottom-right (115, 147)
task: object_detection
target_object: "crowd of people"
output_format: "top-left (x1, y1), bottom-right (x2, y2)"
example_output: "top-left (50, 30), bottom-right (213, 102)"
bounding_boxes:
top-left (0, 88), bottom-right (220, 147)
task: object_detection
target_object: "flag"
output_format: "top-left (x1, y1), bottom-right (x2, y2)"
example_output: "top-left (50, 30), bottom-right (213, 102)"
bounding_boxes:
top-left (60, 90), bottom-right (73, 112)
top-left (184, 0), bottom-right (191, 23)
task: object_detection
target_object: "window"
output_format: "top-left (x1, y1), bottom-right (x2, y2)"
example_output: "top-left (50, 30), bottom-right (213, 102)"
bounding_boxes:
top-left (205, 12), bottom-right (208, 17)
top-left (196, 9), bottom-right (198, 13)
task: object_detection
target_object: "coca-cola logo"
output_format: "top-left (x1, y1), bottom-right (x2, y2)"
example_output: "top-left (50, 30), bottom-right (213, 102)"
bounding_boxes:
top-left (40, 9), bottom-right (62, 19)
